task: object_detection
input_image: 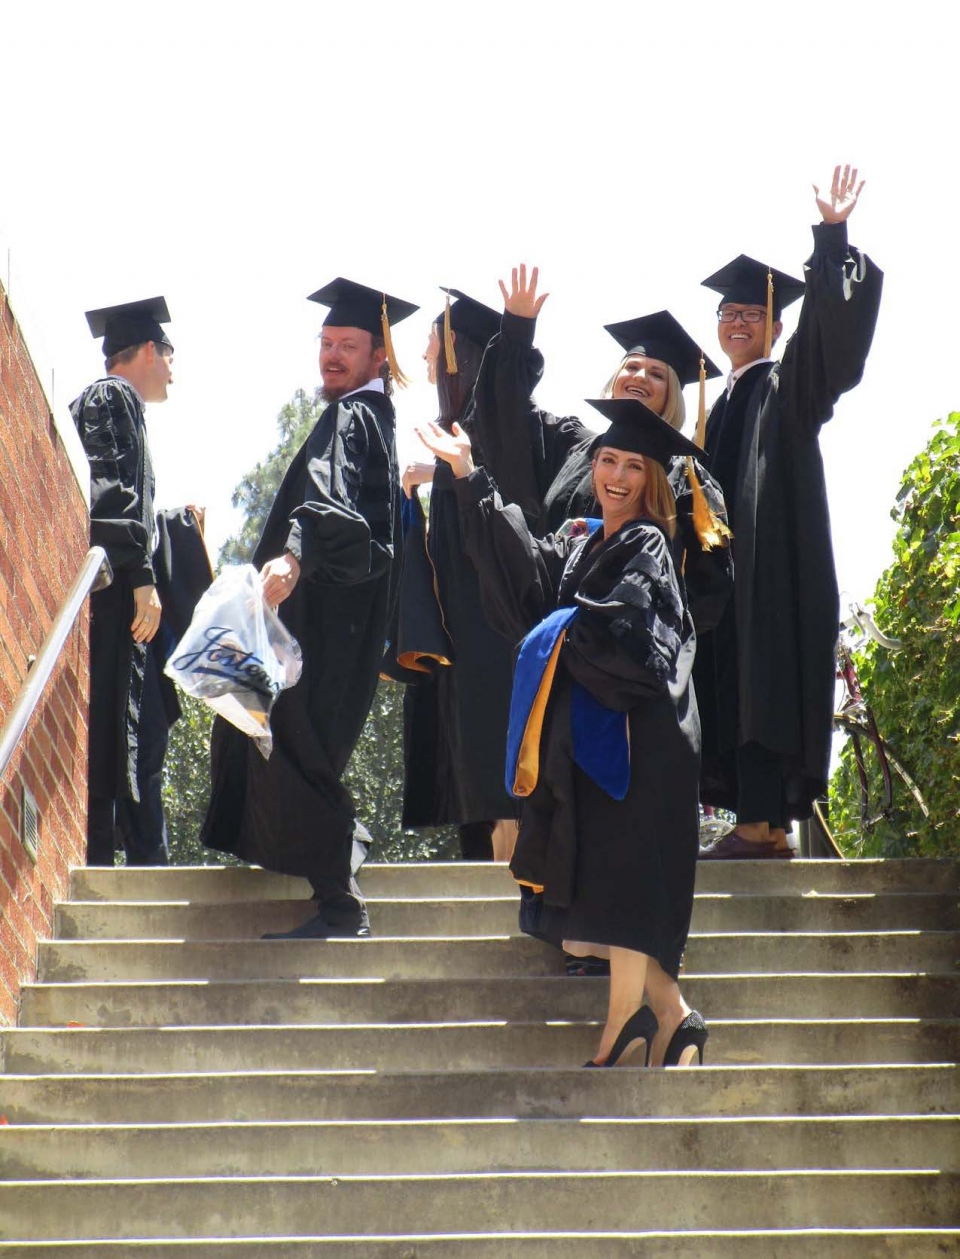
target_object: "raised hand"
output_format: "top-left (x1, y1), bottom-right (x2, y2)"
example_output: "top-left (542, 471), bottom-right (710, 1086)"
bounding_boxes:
top-left (413, 420), bottom-right (475, 479)
top-left (813, 164), bottom-right (865, 224)
top-left (498, 263), bottom-right (549, 319)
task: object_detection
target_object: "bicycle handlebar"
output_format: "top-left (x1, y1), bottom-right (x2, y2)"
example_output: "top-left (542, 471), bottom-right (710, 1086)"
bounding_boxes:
top-left (841, 601), bottom-right (902, 651)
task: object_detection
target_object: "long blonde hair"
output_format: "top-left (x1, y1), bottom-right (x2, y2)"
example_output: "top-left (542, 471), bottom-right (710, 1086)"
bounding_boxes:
top-left (600, 355), bottom-right (686, 431)
top-left (592, 450), bottom-right (677, 539)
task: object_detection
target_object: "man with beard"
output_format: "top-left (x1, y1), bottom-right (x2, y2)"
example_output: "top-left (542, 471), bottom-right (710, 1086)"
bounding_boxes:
top-left (202, 279), bottom-right (417, 936)
top-left (696, 166), bottom-right (883, 859)
top-left (71, 297), bottom-right (175, 866)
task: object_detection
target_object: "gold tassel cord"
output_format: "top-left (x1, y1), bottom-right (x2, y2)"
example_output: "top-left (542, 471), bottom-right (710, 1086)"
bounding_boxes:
top-left (686, 459), bottom-right (733, 552)
top-left (381, 296), bottom-right (411, 388)
top-left (443, 295), bottom-right (458, 375)
top-left (762, 267), bottom-right (774, 359)
top-left (694, 351), bottom-right (708, 450)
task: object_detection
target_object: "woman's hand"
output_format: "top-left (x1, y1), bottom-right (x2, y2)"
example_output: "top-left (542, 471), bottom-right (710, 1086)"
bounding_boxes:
top-left (413, 421), bottom-right (475, 479)
top-left (401, 460), bottom-right (435, 499)
top-left (260, 551), bottom-right (300, 606)
top-left (498, 263), bottom-right (549, 319)
top-left (813, 164), bottom-right (865, 224)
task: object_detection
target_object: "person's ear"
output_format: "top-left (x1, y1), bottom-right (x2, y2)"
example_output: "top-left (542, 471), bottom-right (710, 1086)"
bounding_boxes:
top-left (771, 319), bottom-right (783, 347)
top-left (371, 342), bottom-right (387, 369)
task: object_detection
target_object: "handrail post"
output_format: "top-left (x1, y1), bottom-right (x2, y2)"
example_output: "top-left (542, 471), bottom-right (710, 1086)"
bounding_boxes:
top-left (0, 546), bottom-right (112, 782)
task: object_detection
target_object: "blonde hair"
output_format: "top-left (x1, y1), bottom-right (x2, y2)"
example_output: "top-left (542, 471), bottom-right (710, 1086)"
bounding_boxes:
top-left (592, 450), bottom-right (677, 539)
top-left (601, 354), bottom-right (686, 431)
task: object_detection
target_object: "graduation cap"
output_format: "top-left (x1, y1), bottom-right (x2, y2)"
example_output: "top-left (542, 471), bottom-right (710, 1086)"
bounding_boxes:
top-left (587, 398), bottom-right (732, 551)
top-left (308, 277), bottom-right (419, 387)
top-left (604, 310), bottom-right (721, 389)
top-left (701, 254), bottom-right (805, 357)
top-left (85, 296), bottom-right (173, 358)
top-left (435, 287), bottom-right (501, 375)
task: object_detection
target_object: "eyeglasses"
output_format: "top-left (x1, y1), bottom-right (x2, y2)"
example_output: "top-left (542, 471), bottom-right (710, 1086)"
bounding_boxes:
top-left (718, 309), bottom-right (765, 324)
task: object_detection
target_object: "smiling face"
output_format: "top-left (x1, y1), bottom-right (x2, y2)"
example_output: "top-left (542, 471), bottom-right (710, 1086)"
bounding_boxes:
top-left (611, 354), bottom-right (670, 414)
top-left (423, 323), bottom-right (441, 385)
top-left (717, 303), bottom-right (782, 370)
top-left (319, 326), bottom-right (386, 400)
top-left (592, 446), bottom-right (648, 531)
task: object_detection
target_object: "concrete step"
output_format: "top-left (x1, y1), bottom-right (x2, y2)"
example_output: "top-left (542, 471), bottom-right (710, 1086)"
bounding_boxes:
top-left (33, 934), bottom-right (960, 984)
top-left (3, 1064), bottom-right (955, 1125)
top-left (3, 1115), bottom-right (958, 1180)
top-left (2, 1018), bottom-right (958, 1075)
top-left (68, 858), bottom-right (960, 903)
top-left (54, 892), bottom-right (960, 939)
top-left (16, 972), bottom-right (960, 1031)
top-left (2, 1231), bottom-right (960, 1258)
top-left (2, 1171), bottom-right (958, 1240)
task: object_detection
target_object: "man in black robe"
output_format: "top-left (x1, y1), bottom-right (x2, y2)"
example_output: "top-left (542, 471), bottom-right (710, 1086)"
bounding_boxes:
top-left (71, 297), bottom-right (176, 866)
top-left (201, 278), bottom-right (416, 937)
top-left (697, 166), bottom-right (883, 859)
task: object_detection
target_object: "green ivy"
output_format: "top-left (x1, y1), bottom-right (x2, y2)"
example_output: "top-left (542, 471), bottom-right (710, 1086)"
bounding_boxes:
top-left (829, 412), bottom-right (960, 857)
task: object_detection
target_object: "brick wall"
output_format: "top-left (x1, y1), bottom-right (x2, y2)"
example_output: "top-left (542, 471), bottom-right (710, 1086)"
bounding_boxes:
top-left (0, 278), bottom-right (90, 1027)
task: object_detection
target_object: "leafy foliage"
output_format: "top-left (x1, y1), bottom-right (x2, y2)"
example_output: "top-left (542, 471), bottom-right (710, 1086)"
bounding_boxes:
top-left (828, 413), bottom-right (960, 857)
top-left (162, 385), bottom-right (459, 864)
top-left (218, 388), bottom-right (326, 567)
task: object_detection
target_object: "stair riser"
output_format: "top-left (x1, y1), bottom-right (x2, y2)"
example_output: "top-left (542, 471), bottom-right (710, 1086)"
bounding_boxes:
top-left (68, 860), bottom-right (960, 903)
top-left (35, 939), bottom-right (960, 984)
top-left (2, 1235), bottom-right (959, 1258)
top-left (17, 974), bottom-right (960, 1029)
top-left (3, 1117), bottom-right (957, 1180)
top-left (3, 1066), bottom-right (954, 1125)
top-left (54, 896), bottom-right (960, 940)
top-left (2, 1173), bottom-right (958, 1240)
top-left (3, 1021), bottom-right (958, 1075)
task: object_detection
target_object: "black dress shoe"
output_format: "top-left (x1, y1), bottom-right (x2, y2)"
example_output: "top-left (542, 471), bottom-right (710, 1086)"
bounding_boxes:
top-left (262, 895), bottom-right (370, 940)
top-left (662, 1011), bottom-right (708, 1066)
top-left (584, 1005), bottom-right (658, 1068)
top-left (565, 954), bottom-right (611, 978)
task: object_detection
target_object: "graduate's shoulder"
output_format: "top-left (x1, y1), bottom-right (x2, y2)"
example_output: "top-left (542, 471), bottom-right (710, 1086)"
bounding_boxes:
top-left (70, 375), bottom-right (142, 416)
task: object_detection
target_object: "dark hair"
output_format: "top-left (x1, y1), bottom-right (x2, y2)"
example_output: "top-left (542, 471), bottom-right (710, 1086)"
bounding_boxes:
top-left (370, 334), bottom-right (394, 397)
top-left (436, 328), bottom-right (484, 429)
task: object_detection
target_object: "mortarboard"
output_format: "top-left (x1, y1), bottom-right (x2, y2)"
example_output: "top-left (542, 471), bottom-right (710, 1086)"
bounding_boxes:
top-left (436, 287), bottom-right (501, 375)
top-left (308, 278), bottom-right (419, 386)
top-left (586, 398), bottom-right (701, 464)
top-left (85, 296), bottom-right (173, 358)
top-left (604, 310), bottom-right (721, 389)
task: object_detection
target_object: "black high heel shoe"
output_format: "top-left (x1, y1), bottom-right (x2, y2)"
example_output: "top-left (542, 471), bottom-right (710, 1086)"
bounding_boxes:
top-left (662, 1011), bottom-right (708, 1067)
top-left (584, 1005), bottom-right (659, 1068)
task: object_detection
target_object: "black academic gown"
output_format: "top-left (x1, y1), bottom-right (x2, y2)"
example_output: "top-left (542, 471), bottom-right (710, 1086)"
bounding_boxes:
top-left (399, 450), bottom-right (518, 828)
top-left (698, 221), bottom-right (883, 818)
top-left (471, 313), bottom-right (734, 635)
top-left (201, 388), bottom-right (402, 898)
top-left (70, 377), bottom-right (157, 802)
top-left (455, 469), bottom-right (700, 977)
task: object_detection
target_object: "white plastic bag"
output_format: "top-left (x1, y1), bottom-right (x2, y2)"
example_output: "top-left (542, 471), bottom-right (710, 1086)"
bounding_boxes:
top-left (164, 564), bottom-right (303, 757)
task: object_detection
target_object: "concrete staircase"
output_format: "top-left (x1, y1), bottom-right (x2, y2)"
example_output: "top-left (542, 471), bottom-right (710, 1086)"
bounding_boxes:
top-left (0, 858), bottom-right (958, 1255)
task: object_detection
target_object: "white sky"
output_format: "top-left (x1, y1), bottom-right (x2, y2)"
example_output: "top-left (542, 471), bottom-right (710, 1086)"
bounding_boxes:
top-left (2, 0), bottom-right (957, 610)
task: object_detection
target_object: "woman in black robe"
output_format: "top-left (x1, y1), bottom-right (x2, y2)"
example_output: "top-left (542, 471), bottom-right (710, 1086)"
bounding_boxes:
top-left (416, 398), bottom-right (707, 1069)
top-left (394, 291), bottom-right (519, 861)
top-left (470, 268), bottom-right (733, 638)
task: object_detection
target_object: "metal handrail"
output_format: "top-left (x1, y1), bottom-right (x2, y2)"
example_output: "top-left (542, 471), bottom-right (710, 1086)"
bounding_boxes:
top-left (0, 546), bottom-right (112, 782)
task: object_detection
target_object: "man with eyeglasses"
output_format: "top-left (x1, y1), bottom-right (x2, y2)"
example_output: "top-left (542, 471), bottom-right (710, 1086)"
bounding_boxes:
top-left (71, 297), bottom-right (176, 866)
top-left (696, 166), bottom-right (883, 860)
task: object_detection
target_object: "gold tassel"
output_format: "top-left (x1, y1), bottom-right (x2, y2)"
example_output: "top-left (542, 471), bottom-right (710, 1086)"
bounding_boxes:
top-left (694, 351), bottom-right (707, 450)
top-left (762, 267), bottom-right (774, 358)
top-left (443, 295), bottom-right (458, 375)
top-left (381, 295), bottom-right (410, 388)
top-left (686, 458), bottom-right (733, 551)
